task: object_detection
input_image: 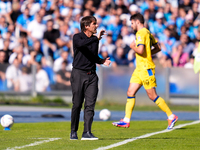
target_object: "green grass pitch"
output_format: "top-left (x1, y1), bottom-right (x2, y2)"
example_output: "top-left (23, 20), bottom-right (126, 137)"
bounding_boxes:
top-left (0, 120), bottom-right (200, 150)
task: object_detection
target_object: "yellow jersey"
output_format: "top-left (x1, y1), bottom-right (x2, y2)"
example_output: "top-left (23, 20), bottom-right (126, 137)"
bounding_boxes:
top-left (135, 28), bottom-right (157, 70)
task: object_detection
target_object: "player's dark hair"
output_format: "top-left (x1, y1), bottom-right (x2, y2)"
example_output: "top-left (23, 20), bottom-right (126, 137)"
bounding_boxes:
top-left (130, 13), bottom-right (144, 24)
top-left (80, 16), bottom-right (97, 32)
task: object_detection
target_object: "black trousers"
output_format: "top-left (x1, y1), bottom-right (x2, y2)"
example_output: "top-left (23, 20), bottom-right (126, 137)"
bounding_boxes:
top-left (70, 68), bottom-right (98, 132)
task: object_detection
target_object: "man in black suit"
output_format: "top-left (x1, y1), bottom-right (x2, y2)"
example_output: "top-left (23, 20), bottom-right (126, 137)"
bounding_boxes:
top-left (70, 16), bottom-right (111, 140)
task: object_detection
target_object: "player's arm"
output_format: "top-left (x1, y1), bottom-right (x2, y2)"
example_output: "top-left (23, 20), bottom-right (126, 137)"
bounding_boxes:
top-left (151, 43), bottom-right (161, 55)
top-left (130, 41), bottom-right (145, 55)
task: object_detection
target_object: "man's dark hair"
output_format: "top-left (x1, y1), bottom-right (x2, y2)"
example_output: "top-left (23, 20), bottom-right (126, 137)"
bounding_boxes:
top-left (80, 16), bottom-right (97, 32)
top-left (130, 13), bottom-right (144, 24)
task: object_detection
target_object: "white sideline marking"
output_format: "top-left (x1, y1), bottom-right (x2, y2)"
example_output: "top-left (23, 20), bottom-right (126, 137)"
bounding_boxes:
top-left (6, 138), bottom-right (61, 150)
top-left (95, 120), bottom-right (200, 150)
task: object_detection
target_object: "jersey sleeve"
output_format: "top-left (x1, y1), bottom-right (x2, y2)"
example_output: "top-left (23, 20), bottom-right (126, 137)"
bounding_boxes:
top-left (136, 32), bottom-right (145, 47)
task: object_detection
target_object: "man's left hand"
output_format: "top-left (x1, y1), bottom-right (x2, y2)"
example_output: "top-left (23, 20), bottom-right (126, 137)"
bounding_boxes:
top-left (102, 57), bottom-right (111, 66)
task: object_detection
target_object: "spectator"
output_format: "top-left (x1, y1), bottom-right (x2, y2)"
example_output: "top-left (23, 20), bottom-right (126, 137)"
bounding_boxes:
top-left (31, 40), bottom-right (44, 63)
top-left (8, 44), bottom-right (24, 64)
top-left (3, 28), bottom-right (18, 50)
top-left (112, 47), bottom-right (130, 67)
top-left (9, 44), bottom-right (24, 64)
top-left (0, 15), bottom-right (8, 36)
top-left (74, 0), bottom-right (84, 9)
top-left (139, 0), bottom-right (150, 15)
top-left (0, 39), bottom-right (13, 63)
top-left (172, 43), bottom-right (189, 67)
top-left (56, 22), bottom-right (71, 56)
top-left (70, 12), bottom-right (81, 34)
top-left (21, 0), bottom-right (41, 16)
top-left (179, 0), bottom-right (192, 14)
top-left (94, 7), bottom-right (110, 27)
top-left (167, 20), bottom-right (179, 40)
top-left (42, 19), bottom-right (60, 62)
top-left (102, 33), bottom-right (116, 56)
top-left (22, 50), bottom-right (37, 67)
top-left (16, 7), bottom-right (33, 38)
top-left (173, 33), bottom-right (195, 55)
top-left (170, 6), bottom-right (179, 23)
top-left (107, 15), bottom-right (123, 42)
top-left (82, 9), bottom-right (92, 17)
top-left (184, 10), bottom-right (196, 40)
top-left (159, 27), bottom-right (176, 58)
top-left (22, 40), bottom-right (45, 67)
top-left (10, 2), bottom-right (22, 24)
top-left (53, 50), bottom-right (72, 72)
top-left (35, 62), bottom-right (50, 92)
top-left (104, 0), bottom-right (116, 12)
top-left (52, 8), bottom-right (63, 29)
top-left (0, 0), bottom-right (12, 24)
top-left (99, 45), bottom-right (109, 59)
top-left (27, 13), bottom-right (46, 46)
top-left (154, 0), bottom-right (168, 8)
top-left (82, 0), bottom-right (96, 15)
top-left (5, 58), bottom-right (22, 90)
top-left (143, 9), bottom-right (154, 28)
top-left (114, 36), bottom-right (130, 57)
top-left (38, 7), bottom-right (48, 24)
top-left (150, 12), bottom-right (166, 37)
top-left (192, 2), bottom-right (199, 21)
top-left (129, 4), bottom-right (139, 16)
top-left (54, 60), bottom-right (71, 90)
top-left (61, 0), bottom-right (81, 18)
top-left (163, 2), bottom-right (172, 22)
top-left (121, 25), bottom-right (135, 46)
top-left (14, 66), bottom-right (32, 92)
top-left (0, 51), bottom-right (9, 82)
top-left (148, 0), bottom-right (157, 21)
top-left (115, 0), bottom-right (129, 14)
top-left (176, 7), bottom-right (186, 33)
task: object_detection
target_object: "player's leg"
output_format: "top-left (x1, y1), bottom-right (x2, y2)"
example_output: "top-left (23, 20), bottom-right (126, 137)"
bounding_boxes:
top-left (146, 88), bottom-right (178, 129)
top-left (146, 88), bottom-right (173, 117)
top-left (144, 68), bottom-right (178, 129)
top-left (112, 70), bottom-right (142, 128)
top-left (124, 82), bottom-right (142, 122)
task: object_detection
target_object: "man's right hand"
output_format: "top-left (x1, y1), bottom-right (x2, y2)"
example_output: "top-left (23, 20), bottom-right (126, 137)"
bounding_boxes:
top-left (97, 29), bottom-right (106, 40)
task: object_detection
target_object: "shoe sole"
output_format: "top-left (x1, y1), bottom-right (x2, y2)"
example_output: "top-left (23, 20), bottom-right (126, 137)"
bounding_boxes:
top-left (167, 117), bottom-right (178, 130)
top-left (112, 123), bottom-right (129, 128)
top-left (70, 138), bottom-right (78, 140)
top-left (81, 138), bottom-right (98, 140)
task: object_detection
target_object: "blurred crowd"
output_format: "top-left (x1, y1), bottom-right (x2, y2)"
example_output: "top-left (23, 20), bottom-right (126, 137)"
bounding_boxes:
top-left (0, 0), bottom-right (199, 92)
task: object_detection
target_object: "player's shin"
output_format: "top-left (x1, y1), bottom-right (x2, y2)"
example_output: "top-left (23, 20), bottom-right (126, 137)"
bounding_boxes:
top-left (124, 96), bottom-right (135, 122)
top-left (153, 96), bottom-right (172, 117)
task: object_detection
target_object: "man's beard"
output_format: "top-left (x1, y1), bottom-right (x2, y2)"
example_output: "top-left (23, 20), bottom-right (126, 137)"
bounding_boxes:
top-left (133, 29), bottom-right (137, 34)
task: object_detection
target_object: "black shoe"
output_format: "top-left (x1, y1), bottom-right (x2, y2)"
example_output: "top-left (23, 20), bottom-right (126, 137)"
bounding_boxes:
top-left (70, 131), bottom-right (78, 140)
top-left (81, 131), bottom-right (98, 140)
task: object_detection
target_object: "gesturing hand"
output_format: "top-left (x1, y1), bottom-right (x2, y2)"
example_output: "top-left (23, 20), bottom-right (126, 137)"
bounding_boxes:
top-left (102, 57), bottom-right (111, 66)
top-left (97, 29), bottom-right (106, 40)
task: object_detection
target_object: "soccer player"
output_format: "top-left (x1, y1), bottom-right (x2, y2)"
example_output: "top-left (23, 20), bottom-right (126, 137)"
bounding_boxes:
top-left (112, 13), bottom-right (178, 130)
